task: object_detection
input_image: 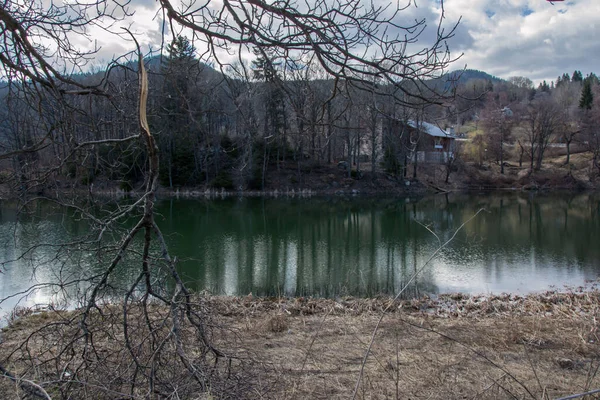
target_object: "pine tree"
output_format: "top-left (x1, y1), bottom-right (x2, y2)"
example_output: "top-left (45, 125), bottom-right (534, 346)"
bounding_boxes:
top-left (579, 79), bottom-right (593, 110)
top-left (252, 55), bottom-right (279, 82)
top-left (587, 73), bottom-right (600, 86)
top-left (556, 73), bottom-right (570, 88)
top-left (160, 36), bottom-right (198, 188)
top-left (572, 70), bottom-right (583, 82)
top-left (164, 36), bottom-right (196, 94)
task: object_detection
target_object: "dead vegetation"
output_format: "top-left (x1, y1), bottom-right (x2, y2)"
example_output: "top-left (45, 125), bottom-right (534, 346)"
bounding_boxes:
top-left (2, 290), bottom-right (600, 399)
top-left (415, 149), bottom-right (597, 193)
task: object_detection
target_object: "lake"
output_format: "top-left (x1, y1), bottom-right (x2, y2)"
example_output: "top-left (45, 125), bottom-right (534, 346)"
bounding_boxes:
top-left (0, 192), bottom-right (599, 317)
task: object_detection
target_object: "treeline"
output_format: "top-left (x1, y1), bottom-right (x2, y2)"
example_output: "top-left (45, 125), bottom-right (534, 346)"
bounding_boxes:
top-left (1, 36), bottom-right (599, 193)
top-left (0, 36), bottom-right (450, 192)
top-left (455, 69), bottom-right (600, 176)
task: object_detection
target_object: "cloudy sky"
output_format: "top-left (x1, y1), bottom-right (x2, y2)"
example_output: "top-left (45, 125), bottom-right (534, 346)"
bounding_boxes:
top-left (439, 0), bottom-right (598, 83)
top-left (87, 0), bottom-right (597, 85)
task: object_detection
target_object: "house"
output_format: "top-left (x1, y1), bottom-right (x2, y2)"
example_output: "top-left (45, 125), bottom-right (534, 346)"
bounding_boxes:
top-left (406, 120), bottom-right (457, 164)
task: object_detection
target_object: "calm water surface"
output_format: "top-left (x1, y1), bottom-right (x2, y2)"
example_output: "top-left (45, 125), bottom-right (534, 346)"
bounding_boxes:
top-left (0, 192), bottom-right (599, 316)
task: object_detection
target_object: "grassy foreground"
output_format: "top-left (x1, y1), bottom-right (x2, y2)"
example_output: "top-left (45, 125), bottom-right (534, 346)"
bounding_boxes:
top-left (2, 290), bottom-right (600, 399)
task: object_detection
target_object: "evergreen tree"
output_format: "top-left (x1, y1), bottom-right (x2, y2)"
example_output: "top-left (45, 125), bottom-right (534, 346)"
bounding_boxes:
top-left (538, 80), bottom-right (550, 92)
top-left (251, 53), bottom-right (280, 82)
top-left (160, 36), bottom-right (199, 188)
top-left (164, 36), bottom-right (196, 95)
top-left (251, 50), bottom-right (286, 189)
top-left (556, 73), bottom-right (570, 88)
top-left (572, 70), bottom-right (583, 82)
top-left (579, 79), bottom-right (593, 110)
top-left (587, 73), bottom-right (600, 86)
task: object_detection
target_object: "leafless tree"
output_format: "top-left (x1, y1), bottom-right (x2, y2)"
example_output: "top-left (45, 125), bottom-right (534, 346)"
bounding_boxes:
top-left (0, 0), bottom-right (460, 397)
top-left (552, 80), bottom-right (582, 165)
top-left (481, 92), bottom-right (516, 174)
top-left (581, 85), bottom-right (600, 176)
top-left (525, 95), bottom-right (562, 172)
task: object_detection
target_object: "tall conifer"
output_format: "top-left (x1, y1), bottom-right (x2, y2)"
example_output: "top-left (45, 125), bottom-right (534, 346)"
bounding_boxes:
top-left (579, 79), bottom-right (594, 110)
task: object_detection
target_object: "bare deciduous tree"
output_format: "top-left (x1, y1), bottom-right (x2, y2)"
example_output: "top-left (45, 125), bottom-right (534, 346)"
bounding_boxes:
top-left (481, 92), bottom-right (516, 174)
top-left (525, 95), bottom-right (562, 172)
top-left (0, 0), bottom-right (460, 397)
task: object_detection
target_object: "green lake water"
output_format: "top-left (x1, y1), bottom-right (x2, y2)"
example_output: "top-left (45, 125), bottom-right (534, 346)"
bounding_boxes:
top-left (0, 192), bottom-right (599, 317)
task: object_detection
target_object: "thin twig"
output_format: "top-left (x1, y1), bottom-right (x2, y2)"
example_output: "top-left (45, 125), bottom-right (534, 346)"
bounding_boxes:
top-left (300, 308), bottom-right (332, 373)
top-left (523, 343), bottom-right (546, 398)
top-left (555, 388), bottom-right (600, 400)
top-left (0, 364), bottom-right (52, 399)
top-left (351, 208), bottom-right (486, 400)
top-left (396, 315), bottom-right (537, 399)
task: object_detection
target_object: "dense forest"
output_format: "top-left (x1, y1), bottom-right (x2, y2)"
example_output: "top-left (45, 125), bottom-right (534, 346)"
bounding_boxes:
top-left (1, 36), bottom-right (599, 194)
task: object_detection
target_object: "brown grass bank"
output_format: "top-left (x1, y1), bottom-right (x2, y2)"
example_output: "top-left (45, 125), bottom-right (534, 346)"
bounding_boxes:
top-left (2, 290), bottom-right (600, 399)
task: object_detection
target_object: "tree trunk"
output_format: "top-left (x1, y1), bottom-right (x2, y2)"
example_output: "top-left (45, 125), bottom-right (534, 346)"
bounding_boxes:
top-left (500, 130), bottom-right (504, 174)
top-left (518, 142), bottom-right (524, 168)
top-left (262, 139), bottom-right (268, 190)
top-left (371, 126), bottom-right (377, 177)
top-left (355, 134), bottom-right (360, 177)
top-left (412, 151), bottom-right (417, 179)
top-left (326, 102), bottom-right (332, 164)
top-left (346, 122), bottom-right (352, 178)
top-left (529, 145), bottom-right (535, 172)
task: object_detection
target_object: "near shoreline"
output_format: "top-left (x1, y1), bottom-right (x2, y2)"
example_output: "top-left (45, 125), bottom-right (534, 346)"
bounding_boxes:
top-left (2, 150), bottom-right (599, 201)
top-left (2, 289), bottom-right (600, 399)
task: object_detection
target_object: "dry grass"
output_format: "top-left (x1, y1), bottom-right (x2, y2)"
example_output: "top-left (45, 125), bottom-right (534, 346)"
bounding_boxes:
top-left (2, 291), bottom-right (600, 399)
top-left (211, 291), bottom-right (600, 399)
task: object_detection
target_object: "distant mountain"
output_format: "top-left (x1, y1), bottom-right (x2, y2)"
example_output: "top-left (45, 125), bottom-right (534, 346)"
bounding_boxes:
top-left (425, 69), bottom-right (504, 91)
top-left (144, 56), bottom-right (224, 80)
top-left (446, 69), bottom-right (504, 84)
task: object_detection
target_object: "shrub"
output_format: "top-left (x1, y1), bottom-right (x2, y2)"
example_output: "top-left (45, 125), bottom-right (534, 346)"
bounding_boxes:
top-left (210, 170), bottom-right (234, 190)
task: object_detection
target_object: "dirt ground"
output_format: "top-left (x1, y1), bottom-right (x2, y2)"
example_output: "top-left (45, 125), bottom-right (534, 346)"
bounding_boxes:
top-left (2, 291), bottom-right (600, 399)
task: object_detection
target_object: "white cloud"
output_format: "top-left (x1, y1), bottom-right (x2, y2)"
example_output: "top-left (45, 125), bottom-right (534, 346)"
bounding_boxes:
top-left (54, 0), bottom-right (600, 84)
top-left (438, 0), bottom-right (600, 83)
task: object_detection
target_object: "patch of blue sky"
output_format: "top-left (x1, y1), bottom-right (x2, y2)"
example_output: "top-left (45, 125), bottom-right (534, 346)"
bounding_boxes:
top-left (521, 6), bottom-right (534, 17)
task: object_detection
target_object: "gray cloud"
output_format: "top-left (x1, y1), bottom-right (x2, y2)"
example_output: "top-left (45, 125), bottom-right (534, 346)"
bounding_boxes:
top-left (85, 0), bottom-right (599, 84)
top-left (438, 0), bottom-right (600, 82)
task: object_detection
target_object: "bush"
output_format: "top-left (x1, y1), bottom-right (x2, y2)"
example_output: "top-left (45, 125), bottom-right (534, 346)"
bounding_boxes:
top-left (159, 142), bottom-right (198, 187)
top-left (382, 147), bottom-right (402, 175)
top-left (66, 162), bottom-right (77, 178)
top-left (210, 170), bottom-right (234, 190)
top-left (351, 169), bottom-right (363, 179)
top-left (220, 135), bottom-right (239, 159)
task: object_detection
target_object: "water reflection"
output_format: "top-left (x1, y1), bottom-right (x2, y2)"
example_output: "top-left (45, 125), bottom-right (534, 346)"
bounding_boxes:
top-left (157, 192), bottom-right (600, 297)
top-left (0, 192), bottom-right (599, 318)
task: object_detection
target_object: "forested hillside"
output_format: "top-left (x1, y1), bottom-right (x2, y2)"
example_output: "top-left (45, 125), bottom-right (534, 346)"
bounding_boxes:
top-left (1, 37), bottom-right (599, 193)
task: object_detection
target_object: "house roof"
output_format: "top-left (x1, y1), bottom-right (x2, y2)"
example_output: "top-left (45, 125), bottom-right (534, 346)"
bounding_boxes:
top-left (407, 120), bottom-right (456, 138)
